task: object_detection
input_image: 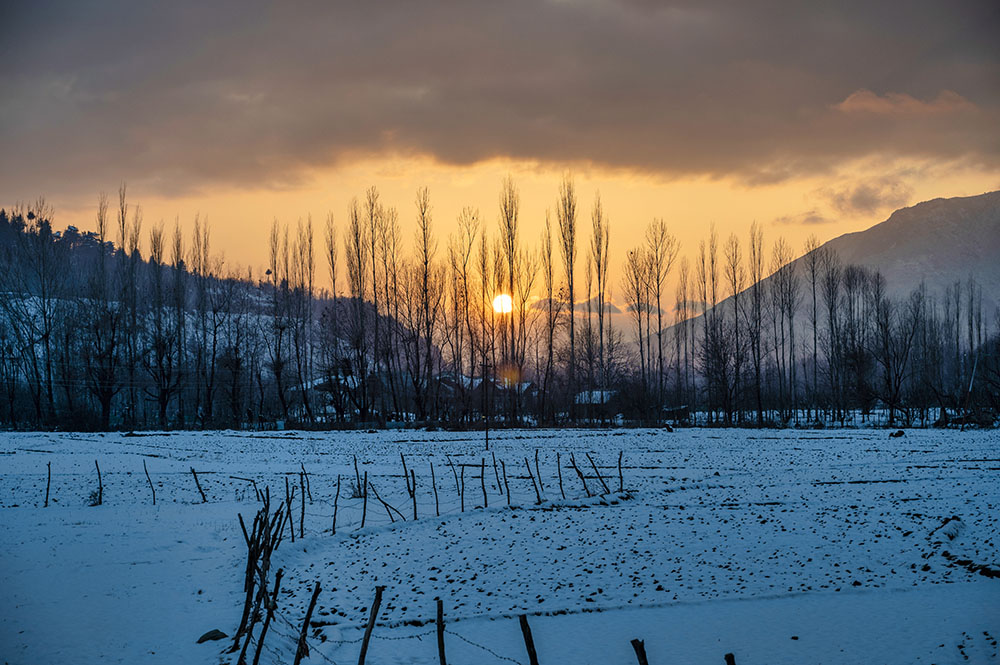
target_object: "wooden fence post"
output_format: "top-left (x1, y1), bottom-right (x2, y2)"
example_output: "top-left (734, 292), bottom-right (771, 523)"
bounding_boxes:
top-left (534, 449), bottom-right (544, 492)
top-left (410, 469), bottom-right (418, 520)
top-left (557, 452), bottom-right (565, 500)
top-left (357, 585), bottom-right (386, 665)
top-left (353, 455), bottom-right (362, 495)
top-left (630, 639), bottom-right (649, 665)
top-left (518, 614), bottom-right (540, 665)
top-left (333, 474), bottom-right (341, 535)
top-left (45, 461), bottom-right (51, 507)
top-left (360, 471), bottom-right (368, 529)
top-left (293, 580), bottom-right (322, 665)
top-left (430, 461), bottom-right (440, 517)
top-left (284, 476), bottom-right (295, 542)
top-left (724, 653), bottom-right (736, 665)
top-left (524, 457), bottom-right (542, 504)
top-left (480, 458), bottom-right (488, 508)
top-left (492, 452), bottom-right (502, 495)
top-left (94, 460), bottom-right (103, 506)
top-left (143, 459), bottom-right (156, 505)
top-left (251, 568), bottom-right (283, 665)
top-left (300, 463), bottom-right (312, 502)
top-left (191, 467), bottom-right (207, 502)
top-left (436, 598), bottom-right (447, 665)
top-left (502, 460), bottom-right (511, 506)
top-left (569, 454), bottom-right (590, 497)
top-left (299, 471), bottom-right (306, 538)
top-left (586, 453), bottom-right (610, 494)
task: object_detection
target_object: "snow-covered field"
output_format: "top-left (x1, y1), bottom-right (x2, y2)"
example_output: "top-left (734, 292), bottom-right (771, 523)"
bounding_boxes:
top-left (1, 428), bottom-right (998, 664)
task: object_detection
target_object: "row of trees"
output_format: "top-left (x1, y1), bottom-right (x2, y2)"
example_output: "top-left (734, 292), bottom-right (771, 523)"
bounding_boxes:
top-left (1, 180), bottom-right (997, 430)
top-left (651, 225), bottom-right (997, 427)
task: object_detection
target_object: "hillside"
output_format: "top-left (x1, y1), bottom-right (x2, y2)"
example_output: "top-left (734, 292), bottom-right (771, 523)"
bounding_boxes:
top-left (817, 190), bottom-right (1000, 308)
top-left (676, 190), bottom-right (1000, 336)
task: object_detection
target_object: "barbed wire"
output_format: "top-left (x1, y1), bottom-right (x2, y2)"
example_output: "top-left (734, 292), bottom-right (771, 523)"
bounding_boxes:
top-left (373, 626), bottom-right (436, 641)
top-left (444, 627), bottom-right (525, 665)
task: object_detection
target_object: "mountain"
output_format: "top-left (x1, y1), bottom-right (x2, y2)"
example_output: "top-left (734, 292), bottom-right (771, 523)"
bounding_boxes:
top-left (813, 190), bottom-right (1000, 309)
top-left (660, 190), bottom-right (1000, 348)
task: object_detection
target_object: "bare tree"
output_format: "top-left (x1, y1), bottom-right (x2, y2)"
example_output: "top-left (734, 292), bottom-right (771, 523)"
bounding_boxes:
top-left (724, 232), bottom-right (745, 423)
top-left (556, 175), bottom-right (578, 418)
top-left (623, 246), bottom-right (650, 407)
top-left (82, 193), bottom-right (123, 430)
top-left (803, 235), bottom-right (821, 420)
top-left (590, 195), bottom-right (610, 402)
top-left (143, 221), bottom-right (181, 428)
top-left (365, 187), bottom-right (385, 422)
top-left (645, 218), bottom-right (679, 416)
top-left (540, 212), bottom-right (561, 423)
top-left (747, 223), bottom-right (765, 425)
top-left (345, 198), bottom-right (370, 421)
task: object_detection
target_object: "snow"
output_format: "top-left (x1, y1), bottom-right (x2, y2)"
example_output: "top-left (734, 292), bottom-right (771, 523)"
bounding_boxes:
top-left (1, 428), bottom-right (998, 664)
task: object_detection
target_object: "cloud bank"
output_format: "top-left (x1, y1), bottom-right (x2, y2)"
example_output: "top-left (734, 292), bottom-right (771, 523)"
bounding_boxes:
top-left (1, 0), bottom-right (997, 198)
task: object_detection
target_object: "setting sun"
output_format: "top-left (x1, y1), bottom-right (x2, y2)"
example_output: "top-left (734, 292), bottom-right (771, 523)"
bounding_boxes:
top-left (492, 294), bottom-right (513, 314)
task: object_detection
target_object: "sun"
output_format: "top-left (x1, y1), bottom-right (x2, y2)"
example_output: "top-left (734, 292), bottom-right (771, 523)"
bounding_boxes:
top-left (492, 293), bottom-right (513, 314)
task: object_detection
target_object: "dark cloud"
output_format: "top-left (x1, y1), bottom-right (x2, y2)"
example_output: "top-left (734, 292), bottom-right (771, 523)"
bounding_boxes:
top-left (1, 0), bottom-right (998, 198)
top-left (819, 177), bottom-right (914, 216)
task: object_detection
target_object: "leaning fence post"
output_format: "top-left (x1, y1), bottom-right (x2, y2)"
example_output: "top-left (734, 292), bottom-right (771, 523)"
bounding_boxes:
top-left (534, 449), bottom-right (544, 492)
top-left (525, 457), bottom-right (542, 504)
top-left (360, 471), bottom-right (368, 529)
top-left (518, 614), bottom-right (540, 665)
top-left (44, 461), bottom-right (51, 507)
top-left (191, 466), bottom-right (207, 503)
top-left (293, 580), bottom-right (322, 665)
top-left (94, 459), bottom-right (103, 506)
top-left (569, 454), bottom-right (590, 497)
top-left (502, 460), bottom-right (511, 506)
top-left (557, 452), bottom-right (565, 500)
top-left (357, 585), bottom-right (386, 665)
top-left (436, 598), bottom-right (447, 665)
top-left (631, 638), bottom-right (649, 665)
top-left (251, 568), bottom-right (283, 665)
top-left (430, 461), bottom-right (440, 517)
top-left (492, 451), bottom-right (502, 495)
top-left (143, 459), bottom-right (156, 505)
top-left (299, 471), bottom-right (306, 538)
top-left (480, 458), bottom-right (488, 508)
top-left (300, 462), bottom-right (312, 502)
top-left (410, 469), bottom-right (418, 520)
top-left (332, 474), bottom-right (341, 535)
top-left (586, 453), bottom-right (610, 494)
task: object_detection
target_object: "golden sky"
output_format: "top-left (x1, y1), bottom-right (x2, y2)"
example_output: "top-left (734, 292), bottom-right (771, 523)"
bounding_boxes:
top-left (48, 155), bottom-right (999, 297)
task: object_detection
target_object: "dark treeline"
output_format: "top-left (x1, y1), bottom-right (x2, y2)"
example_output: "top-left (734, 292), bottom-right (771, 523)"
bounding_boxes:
top-left (1, 181), bottom-right (998, 431)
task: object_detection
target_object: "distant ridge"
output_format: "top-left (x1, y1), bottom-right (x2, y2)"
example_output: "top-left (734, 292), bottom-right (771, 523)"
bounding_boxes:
top-left (665, 190), bottom-right (1000, 342)
top-left (815, 190), bottom-right (1000, 308)
top-left (741, 190), bottom-right (995, 315)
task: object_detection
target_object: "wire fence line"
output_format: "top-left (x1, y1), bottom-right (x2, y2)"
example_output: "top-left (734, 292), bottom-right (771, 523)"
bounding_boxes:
top-left (253, 601), bottom-right (527, 665)
top-left (444, 627), bottom-right (526, 665)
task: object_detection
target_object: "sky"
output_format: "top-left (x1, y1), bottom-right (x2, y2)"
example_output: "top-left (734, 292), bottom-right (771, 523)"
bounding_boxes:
top-left (1, 0), bottom-right (998, 294)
